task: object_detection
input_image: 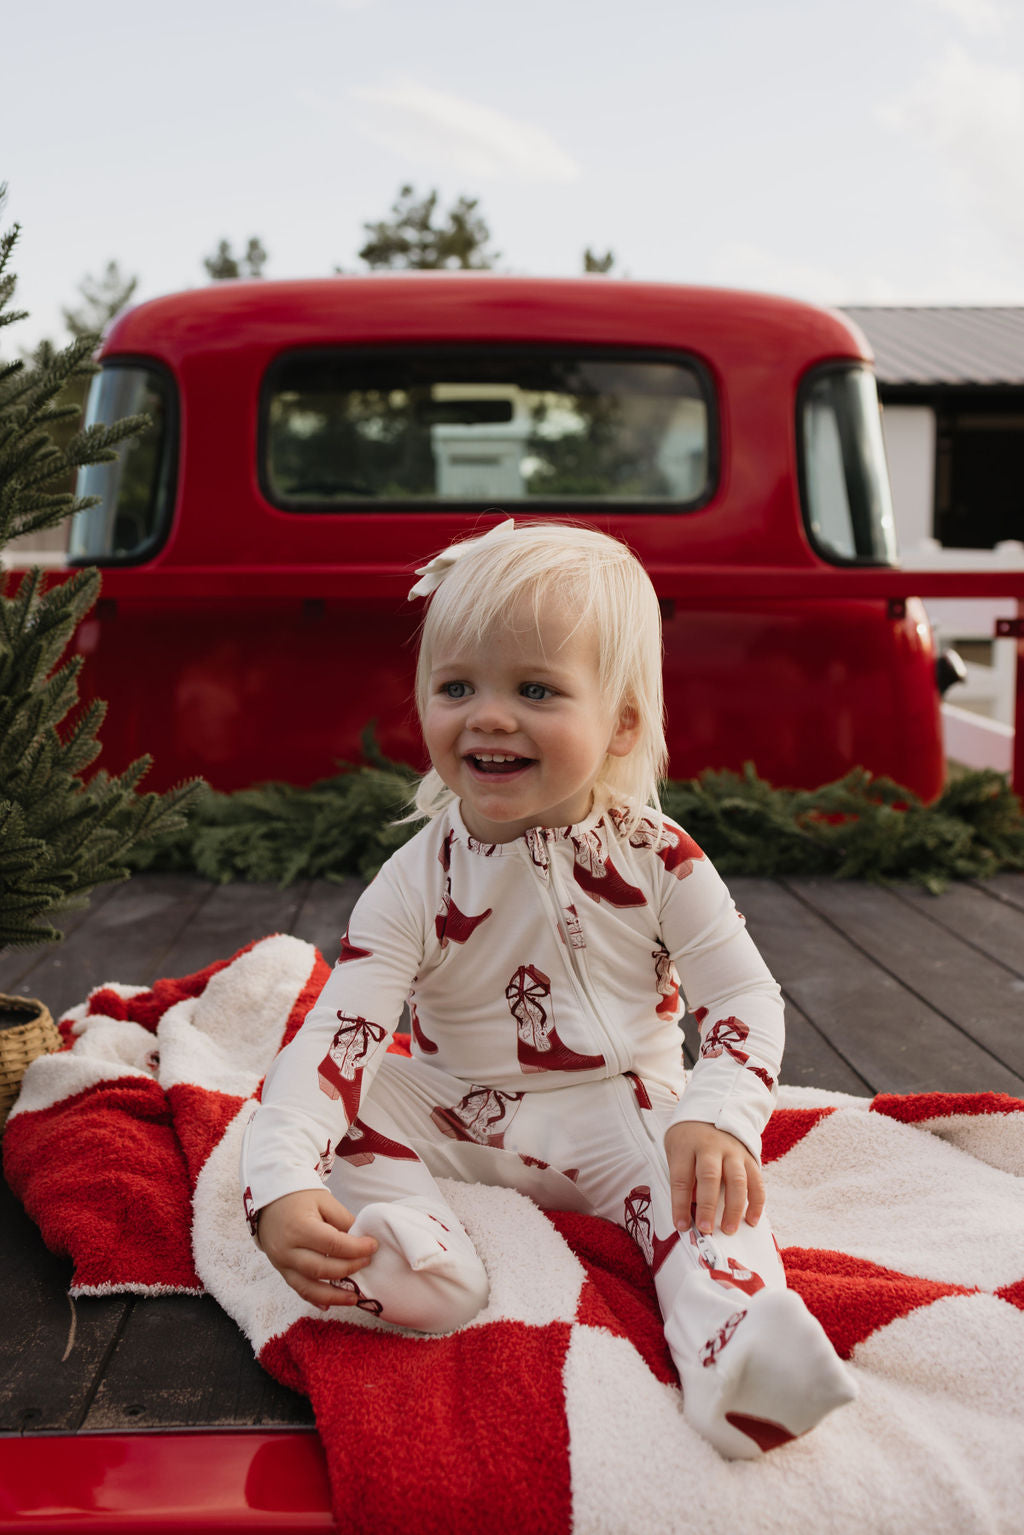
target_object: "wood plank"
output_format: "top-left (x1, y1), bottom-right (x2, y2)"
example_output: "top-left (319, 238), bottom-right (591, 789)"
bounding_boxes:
top-left (82, 1295), bottom-right (314, 1430)
top-left (0, 1180), bottom-right (129, 1433)
top-left (786, 878), bottom-right (1024, 1083)
top-left (729, 880), bottom-right (875, 1096)
top-left (289, 877), bottom-right (365, 960)
top-left (772, 995), bottom-right (872, 1096)
top-left (0, 882), bottom-right (121, 1000)
top-left (893, 881), bottom-right (1024, 979)
top-left (0, 875), bottom-right (215, 1022)
top-left (975, 873), bottom-right (1024, 913)
top-left (727, 878), bottom-right (1024, 1096)
top-left (153, 881), bottom-right (312, 979)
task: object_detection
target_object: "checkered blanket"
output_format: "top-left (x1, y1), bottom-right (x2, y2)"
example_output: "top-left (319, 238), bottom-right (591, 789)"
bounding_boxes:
top-left (5, 935), bottom-right (1024, 1535)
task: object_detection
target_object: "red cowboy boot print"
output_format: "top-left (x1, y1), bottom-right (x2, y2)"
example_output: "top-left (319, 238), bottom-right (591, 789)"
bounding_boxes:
top-left (425, 1212), bottom-right (450, 1251)
top-left (625, 1071), bottom-right (653, 1110)
top-left (561, 904), bottom-right (586, 950)
top-left (688, 1227), bottom-right (766, 1296)
top-left (652, 822), bottom-right (705, 879)
top-left (624, 1185), bottom-right (680, 1273)
top-left (505, 964), bottom-right (606, 1073)
top-left (609, 809), bottom-right (705, 879)
top-left (699, 1309), bottom-right (748, 1368)
top-left (339, 1116), bottom-right (420, 1166)
top-left (409, 999), bottom-right (439, 1054)
top-left (317, 1012), bottom-right (388, 1120)
top-left (700, 1015), bottom-right (751, 1067)
top-left (653, 943), bottom-right (681, 1020)
top-left (329, 1275), bottom-right (384, 1315)
top-left (315, 1139), bottom-right (335, 1179)
top-left (524, 828), bottom-right (550, 870)
top-left (435, 831), bottom-right (493, 948)
top-left (570, 831), bottom-right (646, 908)
top-left (431, 1085), bottom-right (525, 1147)
top-left (519, 1152), bottom-right (582, 1181)
top-left (337, 931), bottom-right (373, 965)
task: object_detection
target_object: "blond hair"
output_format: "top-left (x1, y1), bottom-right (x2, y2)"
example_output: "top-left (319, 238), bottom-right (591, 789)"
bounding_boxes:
top-left (410, 521), bottom-right (666, 830)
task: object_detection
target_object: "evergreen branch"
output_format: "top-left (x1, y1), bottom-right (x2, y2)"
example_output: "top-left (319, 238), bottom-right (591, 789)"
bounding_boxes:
top-left (125, 753), bottom-right (1024, 892)
top-left (66, 415), bottom-right (150, 464)
top-left (0, 206), bottom-right (202, 951)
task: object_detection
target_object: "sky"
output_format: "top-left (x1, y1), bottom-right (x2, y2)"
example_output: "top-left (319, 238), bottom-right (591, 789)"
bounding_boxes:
top-left (5, 0), bottom-right (1024, 352)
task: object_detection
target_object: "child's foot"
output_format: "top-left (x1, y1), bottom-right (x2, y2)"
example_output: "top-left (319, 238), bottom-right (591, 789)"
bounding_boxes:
top-left (341, 1199), bottom-right (489, 1332)
top-left (672, 1281), bottom-right (857, 1459)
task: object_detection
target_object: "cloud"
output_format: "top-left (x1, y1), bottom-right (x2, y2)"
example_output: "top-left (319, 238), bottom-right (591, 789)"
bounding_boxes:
top-left (878, 45), bottom-right (1024, 249)
top-left (913, 0), bottom-right (1009, 37)
top-left (352, 80), bottom-right (580, 184)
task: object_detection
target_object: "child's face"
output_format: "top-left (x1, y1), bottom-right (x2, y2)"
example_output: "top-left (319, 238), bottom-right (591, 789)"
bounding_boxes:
top-left (422, 602), bottom-right (638, 843)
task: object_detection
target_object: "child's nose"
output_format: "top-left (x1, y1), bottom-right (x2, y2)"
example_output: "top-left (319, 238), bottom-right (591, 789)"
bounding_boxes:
top-left (466, 690), bottom-right (517, 732)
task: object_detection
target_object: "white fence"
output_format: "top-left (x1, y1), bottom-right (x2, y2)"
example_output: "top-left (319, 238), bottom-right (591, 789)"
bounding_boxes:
top-left (901, 539), bottom-right (1023, 738)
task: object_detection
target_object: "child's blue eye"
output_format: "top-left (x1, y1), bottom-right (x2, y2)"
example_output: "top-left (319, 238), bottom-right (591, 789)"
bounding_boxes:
top-left (521, 683), bottom-right (552, 701)
top-left (442, 681), bottom-right (470, 699)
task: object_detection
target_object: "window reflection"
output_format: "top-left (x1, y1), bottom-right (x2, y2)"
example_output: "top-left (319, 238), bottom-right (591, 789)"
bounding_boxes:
top-left (264, 351), bottom-right (712, 508)
top-left (801, 368), bottom-right (897, 564)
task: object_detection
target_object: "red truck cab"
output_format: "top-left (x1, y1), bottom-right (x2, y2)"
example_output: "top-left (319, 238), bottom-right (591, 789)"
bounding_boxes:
top-left (66, 274), bottom-right (944, 798)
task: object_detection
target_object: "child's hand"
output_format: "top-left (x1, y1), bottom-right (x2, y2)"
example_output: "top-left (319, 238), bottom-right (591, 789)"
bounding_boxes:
top-left (256, 1188), bottom-right (379, 1310)
top-left (664, 1121), bottom-right (765, 1237)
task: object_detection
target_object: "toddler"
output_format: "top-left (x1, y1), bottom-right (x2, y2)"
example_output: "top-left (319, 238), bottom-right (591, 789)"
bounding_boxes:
top-left (241, 519), bottom-right (856, 1459)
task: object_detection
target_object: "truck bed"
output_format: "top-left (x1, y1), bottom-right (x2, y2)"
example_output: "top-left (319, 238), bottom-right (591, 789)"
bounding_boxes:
top-left (3, 870), bottom-right (1023, 1441)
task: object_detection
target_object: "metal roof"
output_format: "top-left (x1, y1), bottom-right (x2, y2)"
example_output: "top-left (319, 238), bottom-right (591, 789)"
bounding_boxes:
top-left (841, 307), bottom-right (1024, 388)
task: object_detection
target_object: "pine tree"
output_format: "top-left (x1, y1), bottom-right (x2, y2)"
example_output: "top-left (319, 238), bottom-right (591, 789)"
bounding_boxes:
top-left (357, 185), bottom-right (497, 271)
top-left (0, 190), bottom-right (201, 949)
top-left (203, 236), bottom-right (268, 280)
top-left (8, 261), bottom-right (141, 541)
top-left (61, 259), bottom-right (138, 340)
top-left (583, 247), bottom-right (615, 274)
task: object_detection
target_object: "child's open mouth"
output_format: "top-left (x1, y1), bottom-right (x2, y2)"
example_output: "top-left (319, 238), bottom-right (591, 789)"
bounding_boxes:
top-left (467, 753), bottom-right (534, 775)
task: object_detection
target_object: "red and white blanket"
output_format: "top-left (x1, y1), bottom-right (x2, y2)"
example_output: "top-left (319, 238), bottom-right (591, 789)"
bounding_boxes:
top-left (5, 935), bottom-right (1024, 1535)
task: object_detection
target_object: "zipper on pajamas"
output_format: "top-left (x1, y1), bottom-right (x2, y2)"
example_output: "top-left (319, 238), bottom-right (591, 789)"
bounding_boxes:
top-left (534, 836), bottom-right (630, 1076)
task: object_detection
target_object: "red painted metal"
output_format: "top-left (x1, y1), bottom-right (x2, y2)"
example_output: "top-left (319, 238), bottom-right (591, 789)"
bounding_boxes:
top-left (10, 275), bottom-right (1023, 801)
top-left (1006, 603), bottom-right (1024, 795)
top-left (0, 1432), bottom-right (333, 1533)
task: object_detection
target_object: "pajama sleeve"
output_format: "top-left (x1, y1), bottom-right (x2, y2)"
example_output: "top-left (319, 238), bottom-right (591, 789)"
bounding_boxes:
top-left (240, 857), bottom-right (426, 1217)
top-left (656, 821), bottom-right (783, 1161)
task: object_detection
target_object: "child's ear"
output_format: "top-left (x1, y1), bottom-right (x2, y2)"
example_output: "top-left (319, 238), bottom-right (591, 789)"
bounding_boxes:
top-left (607, 703), bottom-right (641, 758)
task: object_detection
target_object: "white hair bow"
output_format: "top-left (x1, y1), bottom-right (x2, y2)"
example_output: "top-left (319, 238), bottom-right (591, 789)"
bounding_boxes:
top-left (407, 518), bottom-right (517, 601)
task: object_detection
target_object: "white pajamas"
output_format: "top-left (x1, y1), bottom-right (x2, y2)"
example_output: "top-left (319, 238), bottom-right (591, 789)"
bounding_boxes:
top-left (241, 802), bottom-right (855, 1456)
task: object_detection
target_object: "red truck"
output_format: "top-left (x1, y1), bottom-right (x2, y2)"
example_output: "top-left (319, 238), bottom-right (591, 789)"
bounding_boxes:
top-left (64, 273), bottom-right (950, 798)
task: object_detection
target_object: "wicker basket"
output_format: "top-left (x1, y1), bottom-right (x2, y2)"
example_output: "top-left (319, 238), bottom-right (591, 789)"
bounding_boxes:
top-left (0, 994), bottom-right (62, 1133)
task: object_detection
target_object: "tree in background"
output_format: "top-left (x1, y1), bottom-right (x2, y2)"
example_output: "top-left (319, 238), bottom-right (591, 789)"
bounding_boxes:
top-left (204, 237), bottom-right (268, 280)
top-left (0, 194), bottom-right (199, 950)
top-left (62, 260), bottom-right (138, 340)
top-left (583, 247), bottom-right (615, 274)
top-left (357, 184), bottom-right (497, 271)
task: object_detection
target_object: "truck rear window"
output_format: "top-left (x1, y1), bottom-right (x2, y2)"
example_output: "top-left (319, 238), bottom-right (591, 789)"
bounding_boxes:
top-left (262, 348), bottom-right (713, 509)
top-left (69, 362), bottom-right (176, 565)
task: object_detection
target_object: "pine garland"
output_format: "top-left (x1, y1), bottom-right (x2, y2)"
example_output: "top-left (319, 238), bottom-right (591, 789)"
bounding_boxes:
top-left (126, 750), bottom-right (1024, 894)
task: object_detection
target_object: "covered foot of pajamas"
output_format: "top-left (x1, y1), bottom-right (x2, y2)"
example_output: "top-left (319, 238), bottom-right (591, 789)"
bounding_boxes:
top-left (343, 1197), bottom-right (489, 1331)
top-left (324, 1055), bottom-right (857, 1458)
top-left (665, 1270), bottom-right (858, 1458)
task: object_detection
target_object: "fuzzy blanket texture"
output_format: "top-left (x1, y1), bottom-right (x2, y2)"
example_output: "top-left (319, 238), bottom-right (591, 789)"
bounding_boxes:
top-left (5, 935), bottom-right (1024, 1535)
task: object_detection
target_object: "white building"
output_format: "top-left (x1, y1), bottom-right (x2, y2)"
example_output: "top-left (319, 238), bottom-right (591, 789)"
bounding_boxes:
top-left (843, 307), bottom-right (1024, 769)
